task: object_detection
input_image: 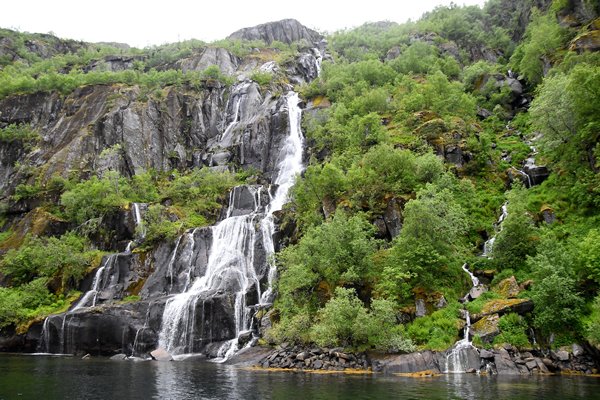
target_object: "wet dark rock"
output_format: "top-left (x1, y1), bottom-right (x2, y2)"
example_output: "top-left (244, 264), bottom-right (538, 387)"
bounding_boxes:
top-left (373, 351), bottom-right (443, 374)
top-left (494, 348), bottom-right (521, 375)
top-left (522, 164), bottom-right (550, 186)
top-left (480, 349), bottom-right (495, 359)
top-left (256, 346), bottom-right (368, 371)
top-left (383, 198), bottom-right (404, 239)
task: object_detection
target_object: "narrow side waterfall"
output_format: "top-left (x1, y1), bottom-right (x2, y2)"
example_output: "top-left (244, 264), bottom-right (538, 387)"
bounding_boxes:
top-left (38, 202), bottom-right (146, 353)
top-left (217, 88), bottom-right (245, 149)
top-left (444, 310), bottom-right (476, 373)
top-left (482, 202), bottom-right (508, 258)
top-left (71, 254), bottom-right (118, 311)
top-left (158, 91), bottom-right (305, 358)
top-left (445, 264), bottom-right (480, 373)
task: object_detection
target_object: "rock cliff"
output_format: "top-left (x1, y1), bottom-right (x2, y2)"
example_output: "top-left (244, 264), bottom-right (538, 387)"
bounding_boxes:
top-left (0, 20), bottom-right (325, 357)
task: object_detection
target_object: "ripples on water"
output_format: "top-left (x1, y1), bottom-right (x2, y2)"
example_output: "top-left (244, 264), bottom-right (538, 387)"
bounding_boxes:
top-left (0, 355), bottom-right (598, 400)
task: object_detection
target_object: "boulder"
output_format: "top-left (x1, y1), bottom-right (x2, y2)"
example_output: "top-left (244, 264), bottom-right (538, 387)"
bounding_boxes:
top-left (471, 314), bottom-right (500, 343)
top-left (572, 343), bottom-right (585, 357)
top-left (469, 285), bottom-right (488, 300)
top-left (479, 349), bottom-right (495, 359)
top-left (522, 164), bottom-right (550, 186)
top-left (375, 351), bottom-right (442, 374)
top-left (495, 276), bottom-right (521, 298)
top-left (554, 350), bottom-right (570, 362)
top-left (150, 348), bottom-right (173, 361)
top-left (473, 298), bottom-right (534, 321)
top-left (415, 299), bottom-right (427, 317)
top-left (494, 348), bottom-right (521, 375)
top-left (569, 30), bottom-right (600, 53)
top-left (540, 205), bottom-right (557, 224)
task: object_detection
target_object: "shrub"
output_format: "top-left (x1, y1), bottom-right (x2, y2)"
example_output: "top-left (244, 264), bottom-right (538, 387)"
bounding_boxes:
top-left (493, 313), bottom-right (530, 348)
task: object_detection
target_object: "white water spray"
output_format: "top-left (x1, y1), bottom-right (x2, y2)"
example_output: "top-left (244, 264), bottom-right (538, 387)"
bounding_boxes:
top-left (158, 92), bottom-right (305, 359)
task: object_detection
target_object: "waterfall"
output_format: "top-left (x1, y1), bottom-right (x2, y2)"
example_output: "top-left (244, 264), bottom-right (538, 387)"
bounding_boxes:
top-left (218, 90), bottom-right (244, 149)
top-left (312, 47), bottom-right (323, 76)
top-left (445, 264), bottom-right (479, 373)
top-left (482, 202), bottom-right (508, 258)
top-left (38, 318), bottom-right (51, 353)
top-left (461, 263), bottom-right (479, 287)
top-left (157, 91), bottom-right (305, 359)
top-left (132, 202), bottom-right (146, 240)
top-left (38, 202), bottom-right (146, 353)
top-left (71, 254), bottom-right (118, 311)
top-left (444, 310), bottom-right (476, 373)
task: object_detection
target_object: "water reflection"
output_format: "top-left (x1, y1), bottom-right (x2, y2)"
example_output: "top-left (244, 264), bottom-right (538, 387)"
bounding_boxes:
top-left (1, 355), bottom-right (599, 400)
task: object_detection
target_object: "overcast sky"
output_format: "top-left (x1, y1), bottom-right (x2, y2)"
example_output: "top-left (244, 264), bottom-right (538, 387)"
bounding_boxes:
top-left (1, 0), bottom-right (487, 48)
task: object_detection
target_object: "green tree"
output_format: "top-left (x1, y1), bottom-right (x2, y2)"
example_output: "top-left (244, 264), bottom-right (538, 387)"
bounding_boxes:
top-left (529, 236), bottom-right (583, 336)
top-left (0, 233), bottom-right (98, 287)
top-left (509, 10), bottom-right (567, 84)
top-left (381, 182), bottom-right (467, 290)
top-left (491, 184), bottom-right (537, 271)
top-left (277, 210), bottom-right (378, 296)
top-left (530, 64), bottom-right (600, 174)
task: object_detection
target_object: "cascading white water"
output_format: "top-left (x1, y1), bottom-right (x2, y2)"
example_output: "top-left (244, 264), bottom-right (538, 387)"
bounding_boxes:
top-left (444, 310), bottom-right (476, 373)
top-left (71, 254), bottom-right (117, 311)
top-left (132, 202), bottom-right (146, 239)
top-left (158, 91), bottom-right (305, 359)
top-left (312, 48), bottom-right (323, 77)
top-left (218, 93), bottom-right (243, 149)
top-left (482, 202), bottom-right (508, 258)
top-left (260, 92), bottom-right (305, 304)
top-left (445, 264), bottom-right (479, 373)
top-left (38, 202), bottom-right (146, 353)
top-left (461, 263), bottom-right (479, 287)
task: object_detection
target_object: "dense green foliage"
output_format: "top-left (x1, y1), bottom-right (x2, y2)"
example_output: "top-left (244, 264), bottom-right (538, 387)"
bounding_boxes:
top-left (272, 1), bottom-right (600, 351)
top-left (0, 1), bottom-right (599, 353)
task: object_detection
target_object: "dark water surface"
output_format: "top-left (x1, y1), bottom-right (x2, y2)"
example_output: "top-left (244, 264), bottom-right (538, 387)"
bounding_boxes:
top-left (1, 354), bottom-right (599, 399)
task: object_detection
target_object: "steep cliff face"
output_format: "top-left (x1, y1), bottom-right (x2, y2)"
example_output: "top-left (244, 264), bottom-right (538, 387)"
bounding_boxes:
top-left (228, 18), bottom-right (323, 45)
top-left (0, 47), bottom-right (324, 204)
top-left (0, 20), bottom-right (324, 356)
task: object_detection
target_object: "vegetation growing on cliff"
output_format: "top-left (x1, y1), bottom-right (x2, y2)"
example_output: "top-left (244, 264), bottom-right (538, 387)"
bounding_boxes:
top-left (0, 0), bottom-right (599, 354)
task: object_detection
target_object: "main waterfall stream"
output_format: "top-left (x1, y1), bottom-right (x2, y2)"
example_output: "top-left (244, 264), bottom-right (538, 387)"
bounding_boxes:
top-left (158, 91), bottom-right (305, 359)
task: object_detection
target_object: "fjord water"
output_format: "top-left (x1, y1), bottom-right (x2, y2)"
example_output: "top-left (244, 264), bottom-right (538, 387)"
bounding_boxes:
top-left (1, 355), bottom-right (598, 400)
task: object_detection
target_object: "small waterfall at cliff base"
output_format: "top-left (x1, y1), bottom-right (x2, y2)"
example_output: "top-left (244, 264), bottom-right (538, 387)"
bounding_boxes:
top-left (37, 203), bottom-right (146, 354)
top-left (444, 264), bottom-right (481, 373)
top-left (157, 92), bottom-right (305, 360)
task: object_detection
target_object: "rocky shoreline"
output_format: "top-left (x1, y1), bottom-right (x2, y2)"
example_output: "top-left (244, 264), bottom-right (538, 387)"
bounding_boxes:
top-left (232, 343), bottom-right (600, 376)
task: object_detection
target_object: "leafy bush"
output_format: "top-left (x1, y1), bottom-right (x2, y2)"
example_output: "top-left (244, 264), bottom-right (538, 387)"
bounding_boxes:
top-left (585, 296), bottom-right (600, 346)
top-left (493, 313), bottom-right (530, 348)
top-left (529, 235), bottom-right (583, 336)
top-left (406, 302), bottom-right (461, 350)
top-left (277, 210), bottom-right (378, 299)
top-left (491, 184), bottom-right (537, 271)
top-left (0, 232), bottom-right (100, 287)
top-left (0, 124), bottom-right (39, 144)
top-left (250, 71), bottom-right (273, 86)
top-left (309, 287), bottom-right (415, 351)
